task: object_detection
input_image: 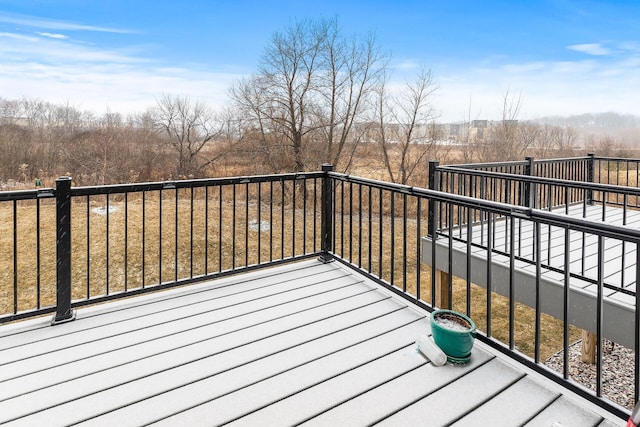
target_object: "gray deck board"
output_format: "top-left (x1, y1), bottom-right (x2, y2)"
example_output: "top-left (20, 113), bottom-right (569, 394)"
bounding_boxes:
top-left (524, 395), bottom-right (603, 427)
top-left (449, 376), bottom-right (559, 427)
top-left (0, 259), bottom-right (625, 426)
top-left (300, 347), bottom-right (496, 427)
top-left (375, 357), bottom-right (525, 426)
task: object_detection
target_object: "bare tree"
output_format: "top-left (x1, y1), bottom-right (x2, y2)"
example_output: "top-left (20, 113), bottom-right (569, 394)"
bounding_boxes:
top-left (152, 94), bottom-right (224, 178)
top-left (531, 124), bottom-right (578, 158)
top-left (373, 69), bottom-right (442, 185)
top-left (316, 21), bottom-right (387, 170)
top-left (478, 88), bottom-right (526, 161)
top-left (230, 17), bottom-right (387, 173)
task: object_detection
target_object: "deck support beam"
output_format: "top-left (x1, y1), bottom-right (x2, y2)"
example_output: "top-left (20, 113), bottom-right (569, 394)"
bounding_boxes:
top-left (581, 330), bottom-right (597, 364)
top-left (434, 268), bottom-right (451, 309)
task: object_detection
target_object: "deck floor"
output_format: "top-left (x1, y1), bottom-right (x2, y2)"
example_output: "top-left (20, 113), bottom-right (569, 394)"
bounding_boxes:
top-left (0, 260), bottom-right (624, 426)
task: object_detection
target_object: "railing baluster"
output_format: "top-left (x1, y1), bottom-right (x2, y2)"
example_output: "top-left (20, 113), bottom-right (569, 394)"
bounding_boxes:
top-left (190, 186), bottom-right (194, 278)
top-left (416, 197), bottom-right (421, 301)
top-left (36, 197), bottom-right (41, 309)
top-left (257, 182), bottom-right (262, 265)
top-left (389, 190), bottom-right (394, 284)
top-left (12, 200), bottom-right (17, 314)
top-left (596, 235), bottom-right (604, 397)
top-left (245, 182), bottom-right (249, 267)
top-left (534, 221), bottom-right (541, 363)
top-left (349, 181), bottom-right (353, 262)
top-left (563, 224), bottom-right (571, 379)
top-left (359, 184), bottom-right (363, 269)
top-left (486, 210), bottom-right (492, 337)
top-left (302, 179), bottom-right (306, 256)
top-left (379, 188), bottom-right (383, 278)
top-left (159, 188), bottom-right (163, 284)
top-left (125, 193), bottom-right (129, 291)
top-left (291, 179), bottom-right (295, 259)
top-left (219, 185), bottom-right (223, 271)
top-left (106, 193), bottom-right (110, 294)
top-left (142, 191), bottom-right (146, 288)
top-left (509, 215), bottom-right (515, 349)
top-left (269, 181), bottom-right (273, 263)
top-left (368, 186), bottom-right (373, 274)
top-left (205, 186), bottom-right (209, 274)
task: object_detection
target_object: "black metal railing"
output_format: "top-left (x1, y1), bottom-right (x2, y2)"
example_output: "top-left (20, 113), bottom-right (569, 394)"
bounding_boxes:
top-left (433, 155), bottom-right (640, 218)
top-left (0, 156), bottom-right (638, 419)
top-left (326, 170), bottom-right (638, 419)
top-left (0, 172), bottom-right (325, 324)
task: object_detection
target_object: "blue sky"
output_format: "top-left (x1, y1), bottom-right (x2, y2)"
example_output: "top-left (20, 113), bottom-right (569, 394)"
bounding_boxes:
top-left (0, 0), bottom-right (639, 122)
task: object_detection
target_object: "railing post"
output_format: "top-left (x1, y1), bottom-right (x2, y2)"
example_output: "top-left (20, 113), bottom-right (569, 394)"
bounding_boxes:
top-left (523, 156), bottom-right (535, 208)
top-left (586, 152), bottom-right (595, 205)
top-left (319, 164), bottom-right (334, 263)
top-left (427, 160), bottom-right (439, 238)
top-left (52, 176), bottom-right (75, 325)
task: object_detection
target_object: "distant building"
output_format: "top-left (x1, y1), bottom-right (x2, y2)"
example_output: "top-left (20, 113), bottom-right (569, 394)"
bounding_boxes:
top-left (470, 120), bottom-right (488, 141)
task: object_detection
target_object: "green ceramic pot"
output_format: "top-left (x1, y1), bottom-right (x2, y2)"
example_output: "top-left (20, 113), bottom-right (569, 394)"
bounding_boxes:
top-left (430, 309), bottom-right (476, 361)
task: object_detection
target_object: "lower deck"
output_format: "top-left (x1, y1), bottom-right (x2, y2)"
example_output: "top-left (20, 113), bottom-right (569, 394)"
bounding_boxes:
top-left (423, 203), bottom-right (638, 348)
top-left (0, 260), bottom-right (624, 426)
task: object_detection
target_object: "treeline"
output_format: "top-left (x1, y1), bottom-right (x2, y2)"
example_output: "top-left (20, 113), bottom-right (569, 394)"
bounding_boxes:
top-left (0, 97), bottom-right (171, 186)
top-left (536, 112), bottom-right (640, 130)
top-left (0, 17), bottom-right (448, 187)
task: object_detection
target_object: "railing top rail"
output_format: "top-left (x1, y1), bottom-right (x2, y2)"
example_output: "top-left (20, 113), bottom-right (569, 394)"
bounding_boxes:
top-left (529, 155), bottom-right (592, 165)
top-left (329, 172), bottom-right (640, 244)
top-left (433, 165), bottom-right (640, 196)
top-left (593, 155), bottom-right (640, 163)
top-left (69, 171), bottom-right (324, 196)
top-left (0, 188), bottom-right (55, 201)
top-left (438, 156), bottom-right (594, 171)
top-left (437, 160), bottom-right (529, 170)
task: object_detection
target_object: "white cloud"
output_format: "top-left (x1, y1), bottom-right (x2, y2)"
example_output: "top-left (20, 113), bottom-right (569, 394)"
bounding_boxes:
top-left (0, 12), bottom-right (133, 34)
top-left (567, 43), bottom-right (612, 56)
top-left (0, 60), bottom-right (238, 114)
top-left (0, 32), bottom-right (38, 42)
top-left (433, 52), bottom-right (640, 122)
top-left (394, 60), bottom-right (420, 70)
top-left (0, 28), bottom-right (239, 115)
top-left (36, 32), bottom-right (68, 40)
top-left (0, 31), bottom-right (148, 64)
top-left (0, 12), bottom-right (240, 116)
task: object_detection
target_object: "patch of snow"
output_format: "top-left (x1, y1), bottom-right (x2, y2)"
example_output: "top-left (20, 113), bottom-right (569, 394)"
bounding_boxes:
top-left (91, 206), bottom-right (118, 215)
top-left (249, 220), bottom-right (270, 231)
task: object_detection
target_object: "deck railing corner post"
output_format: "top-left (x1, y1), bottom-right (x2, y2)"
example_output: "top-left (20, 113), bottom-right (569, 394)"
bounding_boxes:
top-left (587, 153), bottom-right (595, 205)
top-left (427, 160), bottom-right (440, 238)
top-left (524, 156), bottom-right (535, 208)
top-left (319, 164), bottom-right (334, 263)
top-left (52, 176), bottom-right (75, 325)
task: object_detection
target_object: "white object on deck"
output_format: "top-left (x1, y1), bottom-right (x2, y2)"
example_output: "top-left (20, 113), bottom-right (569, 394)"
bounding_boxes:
top-left (416, 335), bottom-right (447, 366)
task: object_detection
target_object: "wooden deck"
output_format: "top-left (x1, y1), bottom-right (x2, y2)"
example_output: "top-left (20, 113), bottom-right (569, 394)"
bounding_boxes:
top-left (423, 203), bottom-right (638, 348)
top-left (0, 260), bottom-right (624, 426)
